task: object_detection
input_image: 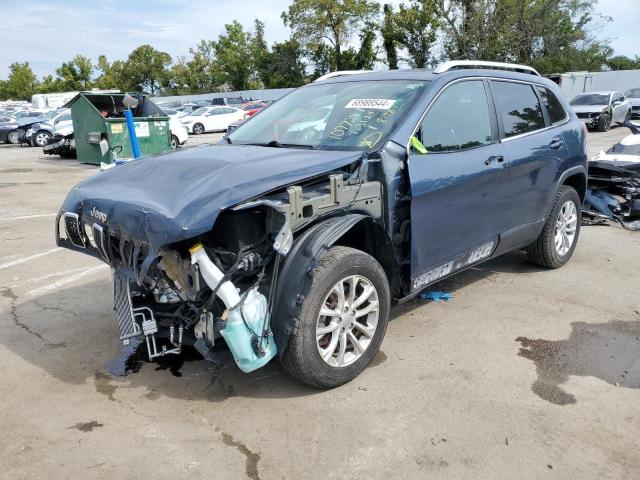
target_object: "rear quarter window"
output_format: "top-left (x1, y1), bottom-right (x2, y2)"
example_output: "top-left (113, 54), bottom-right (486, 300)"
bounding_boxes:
top-left (490, 81), bottom-right (545, 138)
top-left (537, 87), bottom-right (568, 125)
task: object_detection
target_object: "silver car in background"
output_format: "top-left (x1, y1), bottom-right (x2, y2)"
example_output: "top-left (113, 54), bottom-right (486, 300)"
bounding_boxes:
top-left (625, 88), bottom-right (640, 119)
top-left (570, 91), bottom-right (631, 132)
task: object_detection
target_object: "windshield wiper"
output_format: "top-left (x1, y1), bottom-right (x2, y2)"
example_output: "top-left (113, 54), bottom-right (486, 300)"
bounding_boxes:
top-left (250, 140), bottom-right (316, 150)
top-left (225, 136), bottom-right (233, 144)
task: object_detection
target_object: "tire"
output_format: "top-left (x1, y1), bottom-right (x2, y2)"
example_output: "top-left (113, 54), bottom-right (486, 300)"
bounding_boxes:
top-left (527, 185), bottom-right (581, 269)
top-left (7, 130), bottom-right (19, 144)
top-left (32, 131), bottom-right (51, 147)
top-left (170, 134), bottom-right (179, 150)
top-left (597, 114), bottom-right (610, 132)
top-left (623, 110), bottom-right (631, 124)
top-left (281, 246), bottom-right (390, 389)
top-left (192, 123), bottom-right (204, 135)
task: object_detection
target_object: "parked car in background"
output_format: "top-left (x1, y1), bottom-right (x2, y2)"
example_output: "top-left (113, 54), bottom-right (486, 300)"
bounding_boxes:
top-left (570, 91), bottom-right (631, 131)
top-left (181, 106), bottom-right (246, 134)
top-left (56, 61), bottom-right (587, 388)
top-left (625, 88), bottom-right (640, 119)
top-left (169, 116), bottom-right (188, 149)
top-left (0, 118), bottom-right (18, 143)
top-left (211, 97), bottom-right (244, 106)
top-left (242, 101), bottom-right (268, 117)
top-left (24, 109), bottom-right (71, 147)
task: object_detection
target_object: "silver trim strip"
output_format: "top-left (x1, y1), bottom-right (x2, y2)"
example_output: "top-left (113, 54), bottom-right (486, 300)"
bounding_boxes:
top-left (63, 212), bottom-right (86, 248)
top-left (434, 60), bottom-right (540, 76)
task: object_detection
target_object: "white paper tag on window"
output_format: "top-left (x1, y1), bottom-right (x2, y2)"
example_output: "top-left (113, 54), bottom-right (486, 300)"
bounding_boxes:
top-left (345, 99), bottom-right (396, 110)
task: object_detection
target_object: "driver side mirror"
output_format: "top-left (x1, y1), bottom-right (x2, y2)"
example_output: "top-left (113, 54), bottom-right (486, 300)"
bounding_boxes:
top-left (612, 100), bottom-right (622, 107)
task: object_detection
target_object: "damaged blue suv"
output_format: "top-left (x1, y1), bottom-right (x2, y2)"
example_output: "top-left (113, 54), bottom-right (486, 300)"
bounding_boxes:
top-left (57, 61), bottom-right (587, 388)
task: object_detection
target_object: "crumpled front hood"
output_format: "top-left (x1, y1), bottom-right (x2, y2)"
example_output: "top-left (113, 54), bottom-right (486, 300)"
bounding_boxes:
top-left (571, 105), bottom-right (607, 114)
top-left (60, 144), bottom-right (362, 251)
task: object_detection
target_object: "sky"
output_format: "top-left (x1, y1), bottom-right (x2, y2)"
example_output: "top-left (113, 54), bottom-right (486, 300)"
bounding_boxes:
top-left (0, 0), bottom-right (638, 80)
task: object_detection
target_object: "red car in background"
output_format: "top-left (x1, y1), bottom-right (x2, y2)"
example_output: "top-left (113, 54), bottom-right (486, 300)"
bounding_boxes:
top-left (242, 101), bottom-right (268, 117)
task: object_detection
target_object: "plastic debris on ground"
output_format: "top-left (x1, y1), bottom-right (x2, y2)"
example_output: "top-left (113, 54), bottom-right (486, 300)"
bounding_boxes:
top-left (420, 291), bottom-right (454, 302)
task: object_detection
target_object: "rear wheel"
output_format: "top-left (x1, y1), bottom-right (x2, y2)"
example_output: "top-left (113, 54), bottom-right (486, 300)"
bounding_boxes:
top-left (281, 246), bottom-right (390, 389)
top-left (527, 185), bottom-right (581, 269)
top-left (170, 135), bottom-right (179, 149)
top-left (7, 130), bottom-right (19, 144)
top-left (192, 123), bottom-right (204, 135)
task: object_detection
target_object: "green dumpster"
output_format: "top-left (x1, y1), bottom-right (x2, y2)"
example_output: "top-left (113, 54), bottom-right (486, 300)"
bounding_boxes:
top-left (64, 92), bottom-right (170, 165)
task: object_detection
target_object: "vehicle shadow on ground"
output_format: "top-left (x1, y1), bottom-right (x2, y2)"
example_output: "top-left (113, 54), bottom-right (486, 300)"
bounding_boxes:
top-left (0, 250), bottom-right (541, 402)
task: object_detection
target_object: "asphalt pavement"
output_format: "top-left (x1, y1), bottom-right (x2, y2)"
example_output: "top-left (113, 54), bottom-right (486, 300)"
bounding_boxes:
top-left (0, 126), bottom-right (638, 479)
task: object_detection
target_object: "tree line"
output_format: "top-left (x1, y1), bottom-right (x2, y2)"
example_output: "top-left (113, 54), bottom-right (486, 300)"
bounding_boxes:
top-left (1, 0), bottom-right (638, 101)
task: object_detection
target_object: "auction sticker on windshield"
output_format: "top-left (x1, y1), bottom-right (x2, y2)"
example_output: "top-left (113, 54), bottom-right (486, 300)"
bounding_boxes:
top-left (345, 99), bottom-right (396, 110)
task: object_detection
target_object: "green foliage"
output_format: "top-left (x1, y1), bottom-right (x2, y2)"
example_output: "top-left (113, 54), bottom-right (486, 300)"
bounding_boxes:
top-left (432, 0), bottom-right (612, 74)
top-left (283, 0), bottom-right (380, 70)
top-left (214, 21), bottom-right (256, 90)
top-left (263, 40), bottom-right (308, 88)
top-left (381, 4), bottom-right (399, 69)
top-left (605, 55), bottom-right (640, 71)
top-left (55, 54), bottom-right (94, 91)
top-left (393, 0), bottom-right (439, 68)
top-left (340, 24), bottom-right (379, 70)
top-left (0, 5), bottom-right (630, 101)
top-left (3, 62), bottom-right (38, 100)
top-left (121, 45), bottom-right (172, 94)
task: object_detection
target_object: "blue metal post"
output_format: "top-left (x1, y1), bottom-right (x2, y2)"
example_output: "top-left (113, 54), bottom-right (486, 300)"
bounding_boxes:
top-left (124, 109), bottom-right (141, 159)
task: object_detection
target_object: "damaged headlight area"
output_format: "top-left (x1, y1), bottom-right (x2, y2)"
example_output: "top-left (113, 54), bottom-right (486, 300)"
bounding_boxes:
top-left (56, 170), bottom-right (382, 374)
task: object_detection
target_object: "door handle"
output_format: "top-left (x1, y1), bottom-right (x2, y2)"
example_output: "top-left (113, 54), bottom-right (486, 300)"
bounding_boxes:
top-left (550, 138), bottom-right (564, 150)
top-left (485, 155), bottom-right (505, 166)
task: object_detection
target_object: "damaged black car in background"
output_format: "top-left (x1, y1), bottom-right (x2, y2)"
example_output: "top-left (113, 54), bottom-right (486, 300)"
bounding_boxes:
top-left (56, 64), bottom-right (587, 388)
top-left (583, 122), bottom-right (640, 230)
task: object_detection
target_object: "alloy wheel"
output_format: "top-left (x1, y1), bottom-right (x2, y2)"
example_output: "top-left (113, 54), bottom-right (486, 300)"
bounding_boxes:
top-left (316, 275), bottom-right (379, 368)
top-left (35, 132), bottom-right (50, 147)
top-left (554, 200), bottom-right (578, 256)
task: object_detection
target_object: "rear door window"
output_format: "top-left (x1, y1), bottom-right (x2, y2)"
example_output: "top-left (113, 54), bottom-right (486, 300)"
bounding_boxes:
top-left (490, 81), bottom-right (545, 138)
top-left (419, 80), bottom-right (493, 152)
top-left (536, 87), bottom-right (568, 125)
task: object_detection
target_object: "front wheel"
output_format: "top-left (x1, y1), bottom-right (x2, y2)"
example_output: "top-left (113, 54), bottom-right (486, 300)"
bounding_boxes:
top-left (32, 131), bottom-right (51, 147)
top-left (281, 246), bottom-right (390, 389)
top-left (527, 185), bottom-right (581, 269)
top-left (192, 123), bottom-right (204, 135)
top-left (597, 114), bottom-right (610, 132)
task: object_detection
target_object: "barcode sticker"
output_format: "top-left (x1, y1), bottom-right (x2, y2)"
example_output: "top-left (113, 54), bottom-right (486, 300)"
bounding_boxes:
top-left (345, 99), bottom-right (396, 110)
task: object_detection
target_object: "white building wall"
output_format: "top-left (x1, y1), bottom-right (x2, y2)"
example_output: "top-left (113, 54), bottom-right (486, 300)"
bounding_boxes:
top-left (559, 69), bottom-right (640, 100)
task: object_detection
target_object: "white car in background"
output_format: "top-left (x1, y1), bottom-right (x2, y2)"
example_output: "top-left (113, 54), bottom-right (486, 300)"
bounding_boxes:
top-left (181, 106), bottom-right (246, 134)
top-left (169, 116), bottom-right (188, 149)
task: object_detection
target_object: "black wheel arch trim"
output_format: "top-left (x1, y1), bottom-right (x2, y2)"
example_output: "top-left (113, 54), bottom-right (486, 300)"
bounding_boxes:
top-left (271, 214), bottom-right (371, 355)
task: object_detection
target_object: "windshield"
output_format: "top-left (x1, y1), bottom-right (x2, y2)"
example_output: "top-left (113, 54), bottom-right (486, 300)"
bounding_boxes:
top-left (625, 88), bottom-right (640, 98)
top-left (228, 80), bottom-right (429, 151)
top-left (571, 94), bottom-right (610, 106)
top-left (190, 107), bottom-right (209, 116)
top-left (42, 110), bottom-right (61, 122)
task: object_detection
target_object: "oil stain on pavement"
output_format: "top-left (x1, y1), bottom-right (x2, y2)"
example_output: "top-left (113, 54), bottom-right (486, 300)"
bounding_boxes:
top-left (70, 420), bottom-right (104, 432)
top-left (517, 320), bottom-right (640, 405)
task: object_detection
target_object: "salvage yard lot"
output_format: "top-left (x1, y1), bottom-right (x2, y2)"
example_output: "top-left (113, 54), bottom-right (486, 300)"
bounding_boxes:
top-left (1, 128), bottom-right (639, 479)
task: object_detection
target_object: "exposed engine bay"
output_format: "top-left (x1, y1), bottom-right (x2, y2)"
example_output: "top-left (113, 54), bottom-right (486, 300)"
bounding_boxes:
top-left (57, 166), bottom-right (383, 372)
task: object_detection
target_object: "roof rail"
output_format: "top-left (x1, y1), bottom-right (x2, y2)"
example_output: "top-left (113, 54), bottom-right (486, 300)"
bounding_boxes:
top-left (434, 61), bottom-right (540, 76)
top-left (314, 70), bottom-right (372, 82)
